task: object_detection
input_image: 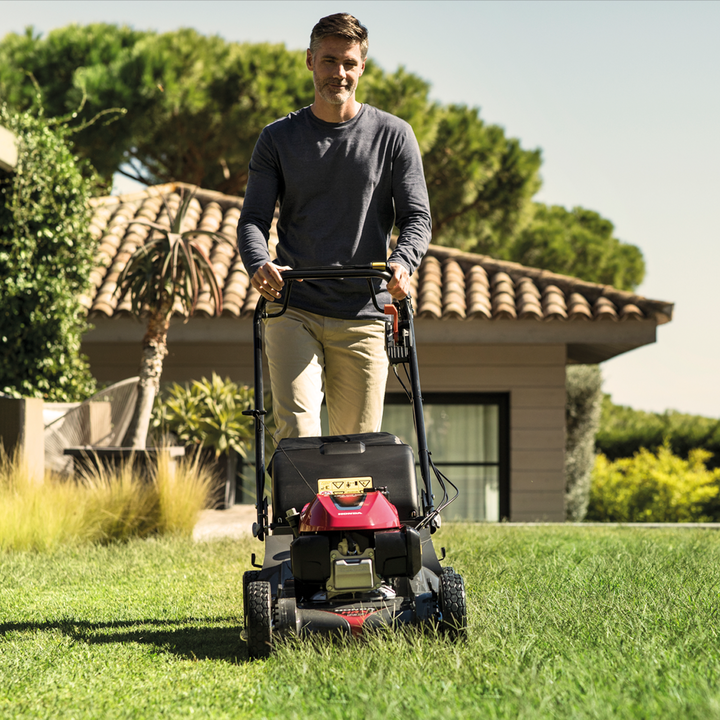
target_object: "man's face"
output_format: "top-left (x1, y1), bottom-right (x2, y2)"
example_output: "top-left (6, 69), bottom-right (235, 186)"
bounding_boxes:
top-left (306, 37), bottom-right (365, 107)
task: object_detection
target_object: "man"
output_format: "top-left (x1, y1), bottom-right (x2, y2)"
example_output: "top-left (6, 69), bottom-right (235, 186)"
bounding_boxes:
top-left (238, 13), bottom-right (431, 441)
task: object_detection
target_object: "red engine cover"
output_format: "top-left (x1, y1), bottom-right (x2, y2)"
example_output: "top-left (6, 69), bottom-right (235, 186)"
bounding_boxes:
top-left (299, 491), bottom-right (400, 533)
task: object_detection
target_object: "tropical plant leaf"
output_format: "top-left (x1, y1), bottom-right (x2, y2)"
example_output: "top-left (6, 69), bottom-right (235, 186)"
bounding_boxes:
top-left (150, 374), bottom-right (255, 457)
top-left (114, 186), bottom-right (225, 318)
top-left (125, 218), bottom-right (168, 234)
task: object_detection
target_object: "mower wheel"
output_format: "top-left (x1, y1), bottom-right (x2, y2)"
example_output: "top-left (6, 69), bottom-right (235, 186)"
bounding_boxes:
top-left (246, 580), bottom-right (273, 659)
top-left (243, 570), bottom-right (260, 624)
top-left (438, 571), bottom-right (467, 640)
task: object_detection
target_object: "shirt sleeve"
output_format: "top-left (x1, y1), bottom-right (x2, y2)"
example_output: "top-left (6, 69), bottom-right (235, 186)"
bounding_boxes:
top-left (387, 124), bottom-right (432, 275)
top-left (237, 128), bottom-right (281, 277)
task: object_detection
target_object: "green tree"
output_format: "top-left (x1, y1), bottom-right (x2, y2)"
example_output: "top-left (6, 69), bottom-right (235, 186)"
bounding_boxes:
top-left (105, 31), bottom-right (313, 194)
top-left (596, 395), bottom-right (720, 469)
top-left (0, 25), bottom-right (313, 195)
top-left (115, 188), bottom-right (228, 448)
top-left (0, 101), bottom-right (97, 401)
top-left (506, 203), bottom-right (645, 291)
top-left (0, 23), bottom-right (647, 290)
top-left (422, 104), bottom-right (542, 252)
top-left (0, 24), bottom-right (146, 188)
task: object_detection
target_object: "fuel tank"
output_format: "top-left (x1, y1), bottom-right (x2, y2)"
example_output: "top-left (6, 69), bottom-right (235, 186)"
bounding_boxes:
top-left (299, 491), bottom-right (400, 533)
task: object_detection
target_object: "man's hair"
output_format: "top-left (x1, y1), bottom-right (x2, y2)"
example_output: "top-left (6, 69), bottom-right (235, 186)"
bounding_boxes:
top-left (309, 13), bottom-right (369, 59)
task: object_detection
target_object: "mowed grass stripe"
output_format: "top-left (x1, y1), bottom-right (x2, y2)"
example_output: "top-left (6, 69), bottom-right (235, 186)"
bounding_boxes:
top-left (2, 527), bottom-right (720, 719)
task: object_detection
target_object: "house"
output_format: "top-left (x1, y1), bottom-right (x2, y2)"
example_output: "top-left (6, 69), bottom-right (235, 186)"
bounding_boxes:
top-left (80, 183), bottom-right (674, 522)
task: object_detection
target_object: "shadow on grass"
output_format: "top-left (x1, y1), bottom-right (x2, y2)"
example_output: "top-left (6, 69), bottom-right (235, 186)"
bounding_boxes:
top-left (0, 618), bottom-right (250, 663)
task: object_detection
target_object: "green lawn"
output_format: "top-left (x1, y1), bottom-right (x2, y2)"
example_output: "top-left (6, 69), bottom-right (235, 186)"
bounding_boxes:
top-left (2, 525), bottom-right (720, 719)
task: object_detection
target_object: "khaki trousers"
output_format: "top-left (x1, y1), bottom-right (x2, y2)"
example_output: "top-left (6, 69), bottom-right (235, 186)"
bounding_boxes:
top-left (264, 307), bottom-right (389, 441)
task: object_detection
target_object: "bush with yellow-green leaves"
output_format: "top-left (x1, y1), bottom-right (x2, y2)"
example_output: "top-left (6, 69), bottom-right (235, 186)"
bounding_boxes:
top-left (587, 444), bottom-right (720, 522)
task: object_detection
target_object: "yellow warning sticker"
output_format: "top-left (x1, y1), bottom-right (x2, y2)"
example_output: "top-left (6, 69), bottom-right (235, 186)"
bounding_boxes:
top-left (318, 477), bottom-right (373, 495)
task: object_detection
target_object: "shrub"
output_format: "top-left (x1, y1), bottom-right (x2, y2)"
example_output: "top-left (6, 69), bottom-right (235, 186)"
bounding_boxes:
top-left (151, 373), bottom-right (254, 458)
top-left (586, 444), bottom-right (720, 523)
top-left (596, 395), bottom-right (720, 469)
top-left (565, 365), bottom-right (603, 521)
top-left (0, 100), bottom-right (98, 401)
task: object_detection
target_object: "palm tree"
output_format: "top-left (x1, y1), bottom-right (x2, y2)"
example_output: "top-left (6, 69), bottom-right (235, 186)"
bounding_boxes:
top-left (116, 187), bottom-right (227, 448)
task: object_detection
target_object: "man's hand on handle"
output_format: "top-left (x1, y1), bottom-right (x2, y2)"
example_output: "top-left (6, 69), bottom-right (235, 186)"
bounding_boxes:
top-left (251, 261), bottom-right (293, 302)
top-left (387, 262), bottom-right (410, 301)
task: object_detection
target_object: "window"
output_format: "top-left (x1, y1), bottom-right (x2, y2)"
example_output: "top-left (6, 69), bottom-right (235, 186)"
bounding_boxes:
top-left (381, 393), bottom-right (509, 522)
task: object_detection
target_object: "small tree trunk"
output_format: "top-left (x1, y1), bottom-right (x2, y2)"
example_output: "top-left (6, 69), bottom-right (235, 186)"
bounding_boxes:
top-left (123, 309), bottom-right (171, 448)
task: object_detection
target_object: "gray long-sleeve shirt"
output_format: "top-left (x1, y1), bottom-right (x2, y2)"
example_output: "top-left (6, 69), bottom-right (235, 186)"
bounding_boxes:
top-left (238, 104), bottom-right (431, 319)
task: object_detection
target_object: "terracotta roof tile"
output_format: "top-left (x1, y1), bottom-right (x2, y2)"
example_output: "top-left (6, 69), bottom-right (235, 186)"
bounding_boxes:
top-left (417, 255), bottom-right (443, 319)
top-left (620, 303), bottom-right (643, 321)
top-left (516, 277), bottom-right (543, 320)
top-left (442, 259), bottom-right (466, 319)
top-left (465, 265), bottom-right (491, 319)
top-left (542, 285), bottom-right (568, 320)
top-left (594, 296), bottom-right (618, 321)
top-left (85, 183), bottom-right (674, 326)
top-left (567, 292), bottom-right (593, 321)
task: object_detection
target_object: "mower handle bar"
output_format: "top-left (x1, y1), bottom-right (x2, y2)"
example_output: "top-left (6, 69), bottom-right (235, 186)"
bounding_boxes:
top-left (278, 264), bottom-right (393, 283)
top-left (263, 264), bottom-right (394, 320)
top-left (248, 262), bottom-right (434, 540)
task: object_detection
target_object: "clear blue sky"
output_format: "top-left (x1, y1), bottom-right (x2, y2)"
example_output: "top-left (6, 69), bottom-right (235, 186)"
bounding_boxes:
top-left (3, 1), bottom-right (718, 418)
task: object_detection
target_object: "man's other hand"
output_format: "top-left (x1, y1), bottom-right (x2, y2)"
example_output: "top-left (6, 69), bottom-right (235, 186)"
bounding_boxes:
top-left (387, 262), bottom-right (410, 300)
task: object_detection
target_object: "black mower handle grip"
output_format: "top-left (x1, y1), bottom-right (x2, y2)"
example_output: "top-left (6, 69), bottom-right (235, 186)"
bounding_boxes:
top-left (279, 263), bottom-right (393, 283)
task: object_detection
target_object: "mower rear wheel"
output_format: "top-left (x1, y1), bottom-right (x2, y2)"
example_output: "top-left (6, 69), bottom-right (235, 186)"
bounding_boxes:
top-left (243, 570), bottom-right (260, 624)
top-left (246, 580), bottom-right (273, 659)
top-left (439, 571), bottom-right (467, 640)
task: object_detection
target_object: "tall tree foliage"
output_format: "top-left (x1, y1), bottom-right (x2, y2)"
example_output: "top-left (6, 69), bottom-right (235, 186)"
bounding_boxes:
top-left (0, 25), bottom-right (145, 188)
top-left (597, 395), bottom-right (720, 470)
top-left (422, 104), bottom-right (542, 253)
top-left (506, 203), bottom-right (645, 290)
top-left (0, 24), bottom-right (646, 289)
top-left (0, 25), bottom-right (312, 195)
top-left (0, 101), bottom-right (97, 400)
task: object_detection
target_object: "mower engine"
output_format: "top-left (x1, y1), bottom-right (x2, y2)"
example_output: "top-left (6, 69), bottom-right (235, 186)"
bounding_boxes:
top-left (288, 489), bottom-right (422, 600)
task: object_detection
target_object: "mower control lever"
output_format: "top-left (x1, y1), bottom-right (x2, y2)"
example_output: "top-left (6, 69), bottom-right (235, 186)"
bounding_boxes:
top-left (383, 304), bottom-right (399, 341)
top-left (384, 301), bottom-right (413, 364)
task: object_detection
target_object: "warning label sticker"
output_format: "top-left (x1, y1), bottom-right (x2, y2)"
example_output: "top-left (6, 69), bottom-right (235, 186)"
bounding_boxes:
top-left (318, 477), bottom-right (373, 495)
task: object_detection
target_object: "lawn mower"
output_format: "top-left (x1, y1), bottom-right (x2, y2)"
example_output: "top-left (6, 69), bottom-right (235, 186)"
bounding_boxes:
top-left (242, 264), bottom-right (467, 658)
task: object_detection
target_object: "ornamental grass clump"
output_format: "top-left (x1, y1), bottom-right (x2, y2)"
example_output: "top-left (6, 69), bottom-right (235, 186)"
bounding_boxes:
top-left (75, 460), bottom-right (160, 543)
top-left (0, 450), bottom-right (92, 552)
top-left (587, 443), bottom-right (720, 522)
top-left (153, 451), bottom-right (216, 536)
top-left (0, 449), bottom-right (214, 552)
